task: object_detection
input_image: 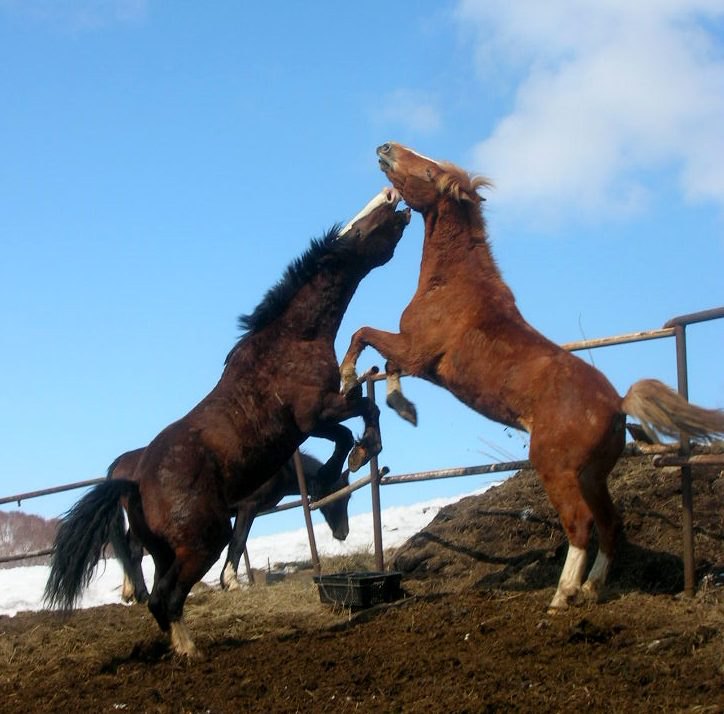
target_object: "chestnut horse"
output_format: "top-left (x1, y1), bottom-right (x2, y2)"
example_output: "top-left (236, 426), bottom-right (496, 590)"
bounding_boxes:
top-left (340, 142), bottom-right (724, 612)
top-left (107, 446), bottom-right (351, 602)
top-left (45, 188), bottom-right (410, 656)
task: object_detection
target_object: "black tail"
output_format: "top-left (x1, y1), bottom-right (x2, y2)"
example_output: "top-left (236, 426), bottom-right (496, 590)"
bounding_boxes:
top-left (106, 495), bottom-right (141, 593)
top-left (44, 479), bottom-right (138, 612)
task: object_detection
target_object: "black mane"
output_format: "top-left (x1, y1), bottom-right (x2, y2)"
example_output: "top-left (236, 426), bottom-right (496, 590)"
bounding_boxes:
top-left (237, 223), bottom-right (356, 338)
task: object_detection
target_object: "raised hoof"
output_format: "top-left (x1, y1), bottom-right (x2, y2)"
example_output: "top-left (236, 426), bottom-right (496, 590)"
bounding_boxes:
top-left (348, 445), bottom-right (370, 473)
top-left (348, 438), bottom-right (381, 472)
top-left (340, 371), bottom-right (359, 397)
top-left (386, 392), bottom-right (418, 426)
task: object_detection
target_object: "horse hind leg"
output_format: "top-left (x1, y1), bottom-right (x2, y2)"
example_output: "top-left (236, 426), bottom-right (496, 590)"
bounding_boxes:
top-left (151, 523), bottom-right (231, 657)
top-left (149, 563), bottom-right (199, 658)
top-left (535, 467), bottom-right (595, 613)
top-left (149, 555), bottom-right (206, 659)
top-left (578, 447), bottom-right (623, 603)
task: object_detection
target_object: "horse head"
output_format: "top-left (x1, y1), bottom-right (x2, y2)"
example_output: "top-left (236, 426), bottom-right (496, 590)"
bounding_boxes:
top-left (316, 468), bottom-right (351, 541)
top-left (376, 142), bottom-right (492, 213)
top-left (337, 187), bottom-right (411, 270)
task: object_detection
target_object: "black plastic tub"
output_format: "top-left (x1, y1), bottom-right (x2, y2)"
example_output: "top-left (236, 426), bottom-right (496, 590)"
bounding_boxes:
top-left (313, 571), bottom-right (403, 609)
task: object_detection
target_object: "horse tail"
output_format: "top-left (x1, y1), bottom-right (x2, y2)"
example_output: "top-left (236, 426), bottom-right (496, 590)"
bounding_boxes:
top-left (44, 479), bottom-right (138, 612)
top-left (622, 379), bottom-right (724, 443)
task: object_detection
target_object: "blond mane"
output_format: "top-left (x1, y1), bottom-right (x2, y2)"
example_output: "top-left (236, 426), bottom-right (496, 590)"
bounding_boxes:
top-left (436, 162), bottom-right (493, 203)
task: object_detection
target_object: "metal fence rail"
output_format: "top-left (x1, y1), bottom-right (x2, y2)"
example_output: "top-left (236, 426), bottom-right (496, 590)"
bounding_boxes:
top-left (1, 306), bottom-right (722, 594)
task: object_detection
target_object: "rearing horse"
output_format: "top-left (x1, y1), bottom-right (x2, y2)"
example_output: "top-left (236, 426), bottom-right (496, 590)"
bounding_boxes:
top-left (45, 188), bottom-right (410, 657)
top-left (340, 142), bottom-right (724, 612)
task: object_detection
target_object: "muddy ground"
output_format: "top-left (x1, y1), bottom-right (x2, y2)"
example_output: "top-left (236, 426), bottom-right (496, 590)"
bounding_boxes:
top-left (1, 453), bottom-right (722, 713)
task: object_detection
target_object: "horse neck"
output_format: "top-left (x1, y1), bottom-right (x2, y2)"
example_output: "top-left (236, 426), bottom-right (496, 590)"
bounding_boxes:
top-left (282, 263), bottom-right (364, 340)
top-left (420, 196), bottom-right (501, 284)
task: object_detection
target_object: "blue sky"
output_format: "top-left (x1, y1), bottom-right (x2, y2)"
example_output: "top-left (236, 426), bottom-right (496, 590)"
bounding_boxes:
top-left (1, 1), bottom-right (722, 540)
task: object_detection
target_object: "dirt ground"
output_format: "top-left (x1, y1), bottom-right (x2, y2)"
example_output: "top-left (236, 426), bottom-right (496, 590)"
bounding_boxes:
top-left (1, 453), bottom-right (722, 713)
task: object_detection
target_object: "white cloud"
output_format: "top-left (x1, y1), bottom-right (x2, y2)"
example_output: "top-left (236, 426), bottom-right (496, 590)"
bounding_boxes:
top-left (456, 0), bottom-right (724, 219)
top-left (374, 89), bottom-right (442, 136)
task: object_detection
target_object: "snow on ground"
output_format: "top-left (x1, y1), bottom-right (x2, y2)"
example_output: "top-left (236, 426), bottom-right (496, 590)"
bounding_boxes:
top-left (0, 486), bottom-right (496, 617)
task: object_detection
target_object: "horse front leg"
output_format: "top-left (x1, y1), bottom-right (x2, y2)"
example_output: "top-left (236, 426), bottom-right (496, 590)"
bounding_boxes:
top-left (340, 327), bottom-right (417, 425)
top-left (309, 422), bottom-right (355, 485)
top-left (318, 393), bottom-right (381, 472)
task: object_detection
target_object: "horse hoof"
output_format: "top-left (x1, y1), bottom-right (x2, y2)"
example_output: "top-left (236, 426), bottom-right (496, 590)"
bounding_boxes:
top-left (170, 622), bottom-right (201, 659)
top-left (386, 392), bottom-right (418, 426)
top-left (581, 581), bottom-right (603, 603)
top-left (348, 446), bottom-right (369, 473)
top-left (547, 605), bottom-right (566, 616)
top-left (220, 562), bottom-right (241, 591)
top-left (224, 577), bottom-right (241, 592)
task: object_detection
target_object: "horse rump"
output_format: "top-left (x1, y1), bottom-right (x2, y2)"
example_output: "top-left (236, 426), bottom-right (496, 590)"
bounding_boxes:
top-left (44, 479), bottom-right (138, 612)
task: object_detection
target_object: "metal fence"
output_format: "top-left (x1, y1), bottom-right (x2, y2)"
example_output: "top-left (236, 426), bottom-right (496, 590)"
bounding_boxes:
top-left (2, 306), bottom-right (723, 595)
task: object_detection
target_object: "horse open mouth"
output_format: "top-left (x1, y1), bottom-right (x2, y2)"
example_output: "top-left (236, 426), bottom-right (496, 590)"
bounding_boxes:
top-left (377, 157), bottom-right (393, 175)
top-left (377, 143), bottom-right (396, 173)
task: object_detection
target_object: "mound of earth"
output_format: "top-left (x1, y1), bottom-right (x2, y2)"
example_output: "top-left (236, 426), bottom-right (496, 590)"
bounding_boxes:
top-left (1, 447), bottom-right (722, 712)
top-left (392, 449), bottom-right (723, 598)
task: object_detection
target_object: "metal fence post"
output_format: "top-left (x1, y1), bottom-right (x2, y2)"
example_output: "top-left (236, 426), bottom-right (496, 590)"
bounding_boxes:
top-left (673, 324), bottom-right (695, 596)
top-left (366, 376), bottom-right (385, 572)
top-left (294, 449), bottom-right (320, 576)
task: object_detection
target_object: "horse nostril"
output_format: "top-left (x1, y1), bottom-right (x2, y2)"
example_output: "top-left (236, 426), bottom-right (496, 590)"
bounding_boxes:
top-left (379, 143), bottom-right (391, 154)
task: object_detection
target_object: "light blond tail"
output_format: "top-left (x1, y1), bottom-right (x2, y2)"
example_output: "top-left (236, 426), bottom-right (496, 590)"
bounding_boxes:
top-left (621, 379), bottom-right (724, 443)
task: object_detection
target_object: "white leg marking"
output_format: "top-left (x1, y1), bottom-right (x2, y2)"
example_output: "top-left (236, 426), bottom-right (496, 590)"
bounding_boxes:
top-left (582, 550), bottom-right (610, 600)
top-left (221, 561), bottom-right (241, 591)
top-left (548, 545), bottom-right (587, 612)
top-left (170, 620), bottom-right (198, 658)
top-left (121, 573), bottom-right (135, 603)
top-left (386, 372), bottom-right (402, 398)
top-left (340, 363), bottom-right (359, 395)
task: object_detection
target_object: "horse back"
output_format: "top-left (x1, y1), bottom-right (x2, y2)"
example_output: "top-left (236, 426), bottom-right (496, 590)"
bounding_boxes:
top-left (436, 317), bottom-right (621, 436)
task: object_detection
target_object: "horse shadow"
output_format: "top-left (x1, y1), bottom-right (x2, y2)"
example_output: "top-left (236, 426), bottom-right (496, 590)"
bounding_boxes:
top-left (393, 506), bottom-right (692, 599)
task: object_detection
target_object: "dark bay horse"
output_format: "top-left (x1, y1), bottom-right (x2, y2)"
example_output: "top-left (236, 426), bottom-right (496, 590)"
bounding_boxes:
top-left (107, 446), bottom-right (351, 602)
top-left (45, 188), bottom-right (410, 656)
top-left (340, 142), bottom-right (724, 612)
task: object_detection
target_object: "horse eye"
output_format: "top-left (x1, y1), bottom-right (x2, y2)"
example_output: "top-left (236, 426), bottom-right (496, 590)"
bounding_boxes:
top-left (426, 168), bottom-right (433, 179)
